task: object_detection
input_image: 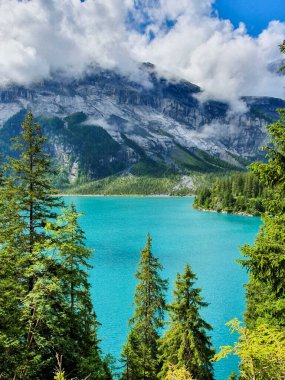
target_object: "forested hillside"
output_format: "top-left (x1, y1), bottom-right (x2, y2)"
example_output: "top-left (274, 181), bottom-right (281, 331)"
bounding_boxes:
top-left (193, 172), bottom-right (267, 215)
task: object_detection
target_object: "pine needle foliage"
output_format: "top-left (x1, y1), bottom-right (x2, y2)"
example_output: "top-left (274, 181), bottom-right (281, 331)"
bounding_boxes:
top-left (159, 265), bottom-right (214, 380)
top-left (240, 109), bottom-right (285, 327)
top-left (0, 113), bottom-right (111, 379)
top-left (166, 364), bottom-right (195, 380)
top-left (213, 319), bottom-right (285, 380)
top-left (121, 234), bottom-right (168, 380)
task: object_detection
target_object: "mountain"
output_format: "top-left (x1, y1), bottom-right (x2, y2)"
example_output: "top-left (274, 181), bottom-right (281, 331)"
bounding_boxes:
top-left (0, 65), bottom-right (284, 186)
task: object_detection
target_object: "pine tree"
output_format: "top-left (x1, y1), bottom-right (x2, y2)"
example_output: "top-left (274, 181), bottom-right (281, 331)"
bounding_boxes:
top-left (121, 234), bottom-right (168, 380)
top-left (47, 204), bottom-right (113, 380)
top-left (166, 364), bottom-right (194, 380)
top-left (240, 108), bottom-right (285, 328)
top-left (214, 40), bottom-right (285, 380)
top-left (0, 112), bottom-right (67, 378)
top-left (7, 111), bottom-right (63, 250)
top-left (214, 319), bottom-right (285, 380)
top-left (0, 159), bottom-right (28, 376)
top-left (159, 264), bottom-right (214, 380)
top-left (1, 112), bottom-right (65, 378)
top-left (0, 113), bottom-right (110, 379)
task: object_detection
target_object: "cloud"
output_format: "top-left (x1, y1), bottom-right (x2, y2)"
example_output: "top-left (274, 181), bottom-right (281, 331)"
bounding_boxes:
top-left (0, 0), bottom-right (141, 85)
top-left (0, 0), bottom-right (284, 109)
top-left (130, 1), bottom-right (285, 108)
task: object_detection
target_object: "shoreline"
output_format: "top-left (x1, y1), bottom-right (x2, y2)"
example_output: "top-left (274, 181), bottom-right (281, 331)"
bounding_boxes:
top-left (54, 195), bottom-right (259, 218)
top-left (56, 194), bottom-right (195, 198)
top-left (194, 206), bottom-right (258, 217)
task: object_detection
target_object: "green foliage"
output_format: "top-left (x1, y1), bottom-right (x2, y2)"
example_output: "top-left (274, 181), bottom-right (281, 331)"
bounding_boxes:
top-left (193, 172), bottom-right (266, 215)
top-left (0, 111), bottom-right (129, 185)
top-left (121, 234), bottom-right (168, 380)
top-left (243, 275), bottom-right (285, 330)
top-left (37, 115), bottom-right (65, 134)
top-left (0, 112), bottom-right (64, 378)
top-left (56, 113), bottom-right (126, 182)
top-left (240, 107), bottom-right (285, 327)
top-left (166, 364), bottom-right (195, 380)
top-left (226, 43), bottom-right (285, 379)
top-left (249, 108), bottom-right (285, 215)
top-left (46, 204), bottom-right (113, 379)
top-left (241, 213), bottom-right (285, 298)
top-left (0, 113), bottom-right (111, 379)
top-left (214, 319), bottom-right (285, 380)
top-left (159, 265), bottom-right (214, 380)
top-left (65, 175), bottom-right (186, 195)
top-left (130, 160), bottom-right (175, 177)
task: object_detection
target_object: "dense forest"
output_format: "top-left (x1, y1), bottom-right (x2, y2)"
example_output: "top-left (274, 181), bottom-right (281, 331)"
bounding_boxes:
top-left (0, 113), bottom-right (215, 379)
top-left (193, 172), bottom-right (267, 216)
top-left (213, 104), bottom-right (285, 379)
top-left (0, 41), bottom-right (285, 380)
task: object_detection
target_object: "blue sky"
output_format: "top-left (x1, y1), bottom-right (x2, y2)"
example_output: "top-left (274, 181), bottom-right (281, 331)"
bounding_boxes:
top-left (214, 0), bottom-right (285, 36)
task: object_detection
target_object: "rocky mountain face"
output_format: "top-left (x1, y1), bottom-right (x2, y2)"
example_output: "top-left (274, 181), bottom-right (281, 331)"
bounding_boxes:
top-left (0, 66), bottom-right (284, 185)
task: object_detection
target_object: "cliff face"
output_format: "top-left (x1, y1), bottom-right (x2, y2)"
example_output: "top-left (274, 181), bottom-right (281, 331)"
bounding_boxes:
top-left (0, 67), bottom-right (284, 184)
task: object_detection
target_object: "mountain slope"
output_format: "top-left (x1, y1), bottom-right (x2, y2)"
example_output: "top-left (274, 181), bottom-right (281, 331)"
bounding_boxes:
top-left (0, 66), bottom-right (284, 185)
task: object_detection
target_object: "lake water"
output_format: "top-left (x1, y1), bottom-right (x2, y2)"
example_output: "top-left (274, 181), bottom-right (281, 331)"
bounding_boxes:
top-left (64, 196), bottom-right (261, 379)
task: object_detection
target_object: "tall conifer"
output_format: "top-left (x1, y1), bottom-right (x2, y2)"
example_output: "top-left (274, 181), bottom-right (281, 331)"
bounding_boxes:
top-left (0, 158), bottom-right (28, 375)
top-left (0, 113), bottom-right (110, 379)
top-left (241, 108), bottom-right (285, 328)
top-left (121, 234), bottom-right (168, 380)
top-left (48, 204), bottom-right (113, 379)
top-left (159, 264), bottom-right (214, 380)
top-left (0, 112), bottom-right (63, 377)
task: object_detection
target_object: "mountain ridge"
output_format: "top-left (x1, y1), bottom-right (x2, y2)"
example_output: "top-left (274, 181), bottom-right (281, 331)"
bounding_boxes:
top-left (0, 67), bottom-right (284, 185)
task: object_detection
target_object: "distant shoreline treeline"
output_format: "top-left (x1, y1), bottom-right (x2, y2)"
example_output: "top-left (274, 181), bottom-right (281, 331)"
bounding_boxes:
top-left (193, 172), bottom-right (267, 216)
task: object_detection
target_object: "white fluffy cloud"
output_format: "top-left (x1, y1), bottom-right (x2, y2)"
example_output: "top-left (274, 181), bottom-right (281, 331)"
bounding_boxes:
top-left (0, 0), bottom-right (140, 85)
top-left (131, 2), bottom-right (285, 107)
top-left (0, 0), bottom-right (284, 107)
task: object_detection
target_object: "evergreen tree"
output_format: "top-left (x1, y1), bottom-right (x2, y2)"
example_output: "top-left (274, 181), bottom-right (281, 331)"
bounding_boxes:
top-left (0, 113), bottom-right (110, 379)
top-left (47, 204), bottom-right (113, 380)
top-left (159, 264), bottom-right (214, 380)
top-left (240, 42), bottom-right (285, 329)
top-left (0, 112), bottom-right (63, 378)
top-left (215, 42), bottom-right (285, 377)
top-left (121, 234), bottom-right (168, 380)
top-left (240, 108), bottom-right (285, 328)
top-left (166, 364), bottom-right (194, 380)
top-left (0, 160), bottom-right (28, 376)
top-left (7, 111), bottom-right (63, 248)
top-left (214, 319), bottom-right (285, 380)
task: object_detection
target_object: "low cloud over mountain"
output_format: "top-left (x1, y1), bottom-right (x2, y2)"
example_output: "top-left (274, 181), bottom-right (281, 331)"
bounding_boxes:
top-left (0, 0), bottom-right (284, 109)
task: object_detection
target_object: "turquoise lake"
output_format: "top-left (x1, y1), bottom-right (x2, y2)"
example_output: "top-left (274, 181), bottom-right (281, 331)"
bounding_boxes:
top-left (64, 196), bottom-right (261, 379)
